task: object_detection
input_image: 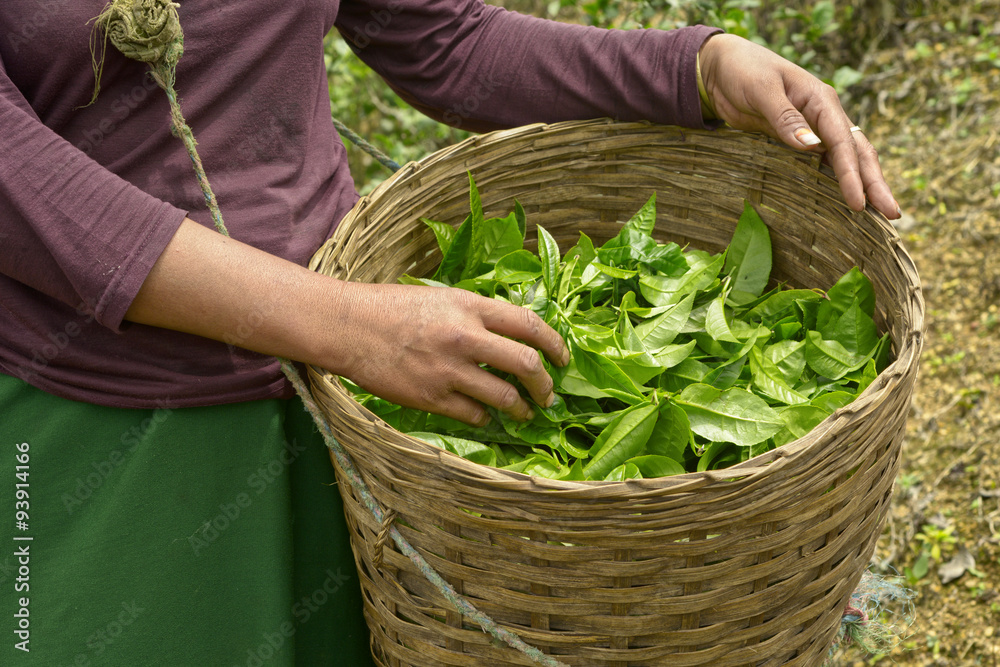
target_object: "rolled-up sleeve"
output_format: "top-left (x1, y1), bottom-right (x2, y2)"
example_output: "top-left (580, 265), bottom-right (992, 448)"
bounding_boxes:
top-left (334, 0), bottom-right (721, 132)
top-left (0, 56), bottom-right (187, 332)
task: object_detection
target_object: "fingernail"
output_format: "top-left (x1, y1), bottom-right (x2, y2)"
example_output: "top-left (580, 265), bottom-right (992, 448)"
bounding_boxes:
top-left (525, 407), bottom-right (535, 421)
top-left (560, 347), bottom-right (571, 366)
top-left (795, 128), bottom-right (822, 146)
top-left (544, 393), bottom-right (555, 408)
top-left (895, 200), bottom-right (902, 217)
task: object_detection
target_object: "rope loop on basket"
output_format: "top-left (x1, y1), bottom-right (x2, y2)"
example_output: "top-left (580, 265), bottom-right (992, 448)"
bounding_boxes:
top-left (90, 10), bottom-right (567, 667)
top-left (332, 116), bottom-right (402, 173)
top-left (371, 508), bottom-right (398, 570)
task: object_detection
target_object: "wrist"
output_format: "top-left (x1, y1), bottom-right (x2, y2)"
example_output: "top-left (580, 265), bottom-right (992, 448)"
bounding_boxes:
top-left (697, 34), bottom-right (726, 122)
top-left (695, 49), bottom-right (717, 120)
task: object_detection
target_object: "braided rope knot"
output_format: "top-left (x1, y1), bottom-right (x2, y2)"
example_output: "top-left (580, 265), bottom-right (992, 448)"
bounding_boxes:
top-left (99, 0), bottom-right (183, 67)
top-left (90, 0), bottom-right (184, 98)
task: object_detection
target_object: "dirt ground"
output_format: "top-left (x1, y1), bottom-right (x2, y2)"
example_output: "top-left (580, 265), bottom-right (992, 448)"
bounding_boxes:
top-left (835, 2), bottom-right (1000, 665)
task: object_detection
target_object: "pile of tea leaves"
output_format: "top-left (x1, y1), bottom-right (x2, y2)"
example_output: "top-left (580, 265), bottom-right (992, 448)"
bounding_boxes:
top-left (347, 177), bottom-right (889, 480)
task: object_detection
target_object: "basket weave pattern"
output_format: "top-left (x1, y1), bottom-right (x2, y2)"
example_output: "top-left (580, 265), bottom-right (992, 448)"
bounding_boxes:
top-left (308, 121), bottom-right (924, 666)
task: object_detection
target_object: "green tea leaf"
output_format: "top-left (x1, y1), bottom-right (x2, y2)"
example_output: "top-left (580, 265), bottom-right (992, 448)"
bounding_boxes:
top-left (820, 300), bottom-right (879, 358)
top-left (634, 293), bottom-right (694, 349)
top-left (652, 339), bottom-right (698, 370)
top-left (676, 384), bottom-right (784, 447)
top-left (494, 250), bottom-right (543, 284)
top-left (422, 218), bottom-right (457, 256)
top-left (628, 455), bottom-right (686, 478)
top-left (537, 224), bottom-right (560, 295)
top-left (479, 211), bottom-right (525, 267)
top-left (640, 253), bottom-right (724, 306)
top-left (508, 453), bottom-right (563, 478)
top-left (745, 289), bottom-right (823, 324)
top-left (646, 400), bottom-right (691, 461)
top-left (555, 458), bottom-right (586, 481)
top-left (558, 358), bottom-right (612, 399)
top-left (764, 340), bottom-right (806, 384)
top-left (584, 402), bottom-right (659, 480)
top-left (775, 404), bottom-right (832, 445)
top-left (724, 201), bottom-right (772, 298)
top-left (558, 426), bottom-right (592, 459)
top-left (823, 266), bottom-right (876, 321)
top-left (411, 432), bottom-right (498, 467)
top-left (810, 391), bottom-right (855, 413)
top-left (702, 356), bottom-right (747, 390)
top-left (749, 347), bottom-right (810, 405)
top-left (697, 441), bottom-right (738, 472)
top-left (623, 192), bottom-right (656, 236)
top-left (570, 340), bottom-right (645, 402)
top-left (603, 462), bottom-right (642, 481)
top-left (659, 357), bottom-right (710, 393)
top-left (460, 173), bottom-right (486, 280)
top-left (592, 262), bottom-right (638, 279)
top-left (433, 213), bottom-right (472, 283)
top-left (513, 199), bottom-right (526, 239)
top-left (557, 254), bottom-right (580, 304)
top-left (805, 331), bottom-right (875, 380)
top-left (705, 292), bottom-right (740, 343)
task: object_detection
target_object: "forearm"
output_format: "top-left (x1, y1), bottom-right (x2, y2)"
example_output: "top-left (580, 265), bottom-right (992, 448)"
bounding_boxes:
top-left (124, 218), bottom-right (346, 371)
top-left (335, 0), bottom-right (719, 132)
top-left (125, 217), bottom-right (568, 425)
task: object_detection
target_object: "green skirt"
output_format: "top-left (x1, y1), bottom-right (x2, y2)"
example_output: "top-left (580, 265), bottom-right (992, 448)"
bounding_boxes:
top-left (0, 373), bottom-right (375, 666)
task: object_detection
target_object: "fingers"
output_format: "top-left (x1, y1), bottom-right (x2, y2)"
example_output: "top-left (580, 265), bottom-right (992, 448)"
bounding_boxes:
top-left (777, 83), bottom-right (901, 219)
top-left (425, 354), bottom-right (542, 427)
top-left (700, 34), bottom-right (900, 220)
top-left (819, 119), bottom-right (868, 212)
top-left (466, 298), bottom-right (566, 420)
top-left (415, 290), bottom-right (568, 425)
top-left (849, 129), bottom-right (901, 219)
top-left (480, 298), bottom-right (570, 368)
top-left (756, 80), bottom-right (901, 218)
top-left (476, 333), bottom-right (555, 410)
top-left (456, 363), bottom-right (538, 422)
top-left (817, 122), bottom-right (901, 218)
top-left (422, 359), bottom-right (541, 427)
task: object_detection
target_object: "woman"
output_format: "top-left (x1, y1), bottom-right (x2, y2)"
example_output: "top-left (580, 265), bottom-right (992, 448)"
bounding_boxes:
top-left (0, 1), bottom-right (898, 664)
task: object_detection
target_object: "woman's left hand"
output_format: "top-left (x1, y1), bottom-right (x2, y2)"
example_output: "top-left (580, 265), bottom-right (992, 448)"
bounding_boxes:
top-left (698, 33), bottom-right (900, 220)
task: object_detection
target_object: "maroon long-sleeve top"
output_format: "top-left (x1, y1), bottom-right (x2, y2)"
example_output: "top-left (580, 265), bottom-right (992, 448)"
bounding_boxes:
top-left (0, 0), bottom-right (719, 408)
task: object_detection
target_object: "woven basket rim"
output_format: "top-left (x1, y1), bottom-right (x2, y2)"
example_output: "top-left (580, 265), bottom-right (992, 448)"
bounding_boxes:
top-left (309, 119), bottom-right (925, 496)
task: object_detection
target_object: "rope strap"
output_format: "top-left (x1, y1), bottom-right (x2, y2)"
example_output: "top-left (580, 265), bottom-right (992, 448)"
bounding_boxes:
top-left (332, 116), bottom-right (403, 173)
top-left (91, 3), bottom-right (565, 665)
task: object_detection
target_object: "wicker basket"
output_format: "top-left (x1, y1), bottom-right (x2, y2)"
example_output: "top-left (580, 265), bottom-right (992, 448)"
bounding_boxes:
top-left (307, 120), bottom-right (924, 666)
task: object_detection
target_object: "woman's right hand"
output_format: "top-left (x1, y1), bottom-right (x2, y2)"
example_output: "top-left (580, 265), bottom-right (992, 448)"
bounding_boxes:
top-left (125, 218), bottom-right (569, 426)
top-left (328, 282), bottom-right (570, 426)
